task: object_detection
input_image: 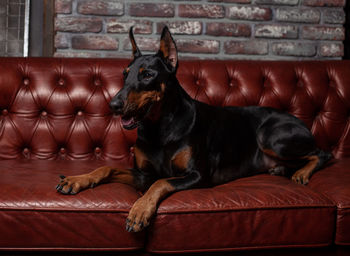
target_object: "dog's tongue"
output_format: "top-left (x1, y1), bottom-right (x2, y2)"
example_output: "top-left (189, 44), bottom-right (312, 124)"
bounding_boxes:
top-left (121, 117), bottom-right (135, 127)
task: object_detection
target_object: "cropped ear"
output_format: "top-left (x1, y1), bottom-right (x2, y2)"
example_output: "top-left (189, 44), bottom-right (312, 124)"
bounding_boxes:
top-left (158, 26), bottom-right (178, 72)
top-left (129, 26), bottom-right (141, 58)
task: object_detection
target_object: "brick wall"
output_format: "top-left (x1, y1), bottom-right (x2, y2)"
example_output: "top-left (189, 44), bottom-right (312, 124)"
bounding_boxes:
top-left (54, 0), bottom-right (346, 60)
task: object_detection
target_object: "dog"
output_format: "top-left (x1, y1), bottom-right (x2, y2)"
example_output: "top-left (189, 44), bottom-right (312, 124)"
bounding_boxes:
top-left (56, 26), bottom-right (332, 232)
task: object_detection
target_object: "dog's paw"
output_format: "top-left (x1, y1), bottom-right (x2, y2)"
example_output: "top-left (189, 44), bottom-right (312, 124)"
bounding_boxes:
top-left (56, 174), bottom-right (93, 195)
top-left (125, 197), bottom-right (156, 232)
top-left (291, 170), bottom-right (310, 185)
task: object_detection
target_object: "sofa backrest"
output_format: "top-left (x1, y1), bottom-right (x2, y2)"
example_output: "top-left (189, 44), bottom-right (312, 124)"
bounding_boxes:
top-left (0, 58), bottom-right (349, 162)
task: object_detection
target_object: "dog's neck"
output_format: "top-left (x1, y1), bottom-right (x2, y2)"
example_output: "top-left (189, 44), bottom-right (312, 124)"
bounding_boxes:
top-left (138, 78), bottom-right (196, 145)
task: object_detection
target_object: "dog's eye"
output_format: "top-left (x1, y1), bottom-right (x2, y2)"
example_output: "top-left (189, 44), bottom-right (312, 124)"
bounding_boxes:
top-left (143, 71), bottom-right (154, 80)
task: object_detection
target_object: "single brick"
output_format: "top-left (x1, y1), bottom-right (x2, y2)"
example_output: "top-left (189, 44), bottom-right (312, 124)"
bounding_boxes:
top-left (129, 3), bottom-right (174, 17)
top-left (176, 39), bottom-right (220, 54)
top-left (302, 0), bottom-right (345, 7)
top-left (276, 8), bottom-right (320, 23)
top-left (255, 0), bottom-right (298, 4)
top-left (323, 9), bottom-right (345, 24)
top-left (55, 33), bottom-right (69, 49)
top-left (319, 42), bottom-right (344, 57)
top-left (157, 21), bottom-right (202, 35)
top-left (77, 0), bottom-right (123, 16)
top-left (227, 6), bottom-right (272, 21)
top-left (224, 40), bottom-right (268, 55)
top-left (54, 51), bottom-right (102, 58)
top-left (302, 26), bottom-right (345, 40)
top-left (55, 17), bottom-right (103, 33)
top-left (206, 22), bottom-right (251, 37)
top-left (255, 24), bottom-right (298, 39)
top-left (123, 37), bottom-right (159, 52)
top-left (55, 0), bottom-right (72, 14)
top-left (208, 0), bottom-right (251, 3)
top-left (179, 4), bottom-right (225, 18)
top-left (72, 35), bottom-right (118, 50)
top-left (107, 19), bottom-right (152, 34)
top-left (272, 42), bottom-right (316, 57)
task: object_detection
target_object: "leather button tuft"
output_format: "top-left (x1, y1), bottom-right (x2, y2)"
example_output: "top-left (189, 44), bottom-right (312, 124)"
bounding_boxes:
top-left (95, 147), bottom-right (101, 154)
top-left (77, 111), bottom-right (83, 116)
top-left (23, 78), bottom-right (30, 85)
top-left (94, 79), bottom-right (102, 86)
top-left (2, 109), bottom-right (8, 115)
top-left (60, 148), bottom-right (66, 154)
top-left (58, 78), bottom-right (65, 86)
top-left (41, 111), bottom-right (47, 117)
top-left (23, 148), bottom-right (29, 154)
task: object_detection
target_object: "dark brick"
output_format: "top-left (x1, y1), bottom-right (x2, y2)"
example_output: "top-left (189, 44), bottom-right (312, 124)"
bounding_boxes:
top-left (55, 17), bottom-right (103, 33)
top-left (276, 8), bottom-right (320, 23)
top-left (224, 40), bottom-right (268, 55)
top-left (123, 37), bottom-right (159, 52)
top-left (179, 4), bottom-right (225, 18)
top-left (77, 0), bottom-right (123, 16)
top-left (107, 19), bottom-right (152, 34)
top-left (157, 21), bottom-right (202, 35)
top-left (255, 0), bottom-right (298, 4)
top-left (206, 23), bottom-right (251, 37)
top-left (72, 35), bottom-right (118, 50)
top-left (176, 39), bottom-right (220, 54)
top-left (302, 0), bottom-right (345, 7)
top-left (301, 26), bottom-right (345, 40)
top-left (319, 42), bottom-right (344, 57)
top-left (55, 0), bottom-right (72, 14)
top-left (323, 9), bottom-right (345, 24)
top-left (129, 3), bottom-right (174, 17)
top-left (272, 42), bottom-right (316, 57)
top-left (227, 6), bottom-right (272, 21)
top-left (209, 0), bottom-right (251, 3)
top-left (255, 24), bottom-right (298, 39)
top-left (55, 33), bottom-right (69, 49)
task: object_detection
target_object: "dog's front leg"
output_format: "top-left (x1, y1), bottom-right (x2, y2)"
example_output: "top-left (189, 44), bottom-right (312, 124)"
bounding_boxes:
top-left (126, 171), bottom-right (201, 232)
top-left (56, 167), bottom-right (135, 195)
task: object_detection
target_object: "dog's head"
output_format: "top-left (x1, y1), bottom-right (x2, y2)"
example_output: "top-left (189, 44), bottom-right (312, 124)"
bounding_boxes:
top-left (110, 26), bottom-right (178, 130)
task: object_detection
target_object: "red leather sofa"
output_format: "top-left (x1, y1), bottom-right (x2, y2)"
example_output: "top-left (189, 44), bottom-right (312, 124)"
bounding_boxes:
top-left (0, 58), bottom-right (349, 254)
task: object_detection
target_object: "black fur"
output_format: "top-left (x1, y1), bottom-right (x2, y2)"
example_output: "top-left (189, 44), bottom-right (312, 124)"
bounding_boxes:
top-left (110, 26), bottom-right (332, 193)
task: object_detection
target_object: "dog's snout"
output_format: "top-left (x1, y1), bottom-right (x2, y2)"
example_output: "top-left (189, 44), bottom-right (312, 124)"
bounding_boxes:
top-left (110, 98), bottom-right (124, 114)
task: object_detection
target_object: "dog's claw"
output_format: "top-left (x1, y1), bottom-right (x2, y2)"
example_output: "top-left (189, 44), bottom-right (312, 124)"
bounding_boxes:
top-left (67, 186), bottom-right (73, 194)
top-left (126, 224), bottom-right (133, 232)
top-left (59, 175), bottom-right (66, 180)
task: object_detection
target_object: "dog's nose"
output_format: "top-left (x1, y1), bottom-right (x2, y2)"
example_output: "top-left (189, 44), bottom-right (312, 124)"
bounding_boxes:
top-left (109, 98), bottom-right (124, 114)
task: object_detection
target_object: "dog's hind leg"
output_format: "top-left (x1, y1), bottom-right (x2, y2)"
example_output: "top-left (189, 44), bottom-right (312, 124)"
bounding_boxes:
top-left (257, 118), bottom-right (332, 185)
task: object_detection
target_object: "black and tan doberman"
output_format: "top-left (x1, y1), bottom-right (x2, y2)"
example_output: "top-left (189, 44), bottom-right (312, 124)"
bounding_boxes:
top-left (56, 26), bottom-right (332, 232)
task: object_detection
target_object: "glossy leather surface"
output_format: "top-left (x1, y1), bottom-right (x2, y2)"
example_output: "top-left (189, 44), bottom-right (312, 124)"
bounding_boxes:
top-left (147, 174), bottom-right (334, 253)
top-left (0, 159), bottom-right (143, 250)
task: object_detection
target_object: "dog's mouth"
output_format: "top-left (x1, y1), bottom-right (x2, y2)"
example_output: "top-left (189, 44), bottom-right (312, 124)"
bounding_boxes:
top-left (121, 116), bottom-right (138, 130)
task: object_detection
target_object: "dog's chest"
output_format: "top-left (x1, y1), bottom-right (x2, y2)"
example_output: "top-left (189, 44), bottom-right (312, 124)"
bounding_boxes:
top-left (134, 144), bottom-right (191, 176)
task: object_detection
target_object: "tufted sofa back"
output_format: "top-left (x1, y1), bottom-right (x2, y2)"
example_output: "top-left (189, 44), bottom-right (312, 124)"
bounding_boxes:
top-left (0, 58), bottom-right (350, 162)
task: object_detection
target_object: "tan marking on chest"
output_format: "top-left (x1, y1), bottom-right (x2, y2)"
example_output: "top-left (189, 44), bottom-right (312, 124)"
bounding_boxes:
top-left (171, 146), bottom-right (192, 170)
top-left (134, 147), bottom-right (149, 170)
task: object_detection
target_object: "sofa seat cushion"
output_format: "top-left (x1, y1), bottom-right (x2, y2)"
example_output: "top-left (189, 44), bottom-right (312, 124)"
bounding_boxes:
top-left (0, 160), bottom-right (144, 251)
top-left (309, 159), bottom-right (350, 245)
top-left (146, 174), bottom-right (335, 253)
